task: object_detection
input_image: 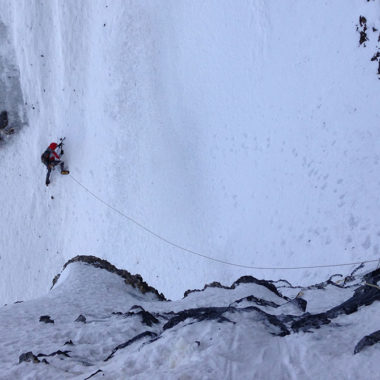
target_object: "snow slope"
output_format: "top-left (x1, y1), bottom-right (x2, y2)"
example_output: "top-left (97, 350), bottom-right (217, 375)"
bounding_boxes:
top-left (0, 0), bottom-right (379, 304)
top-left (1, 256), bottom-right (379, 379)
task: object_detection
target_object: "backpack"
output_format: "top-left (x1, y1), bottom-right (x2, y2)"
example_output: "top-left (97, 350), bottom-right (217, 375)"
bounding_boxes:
top-left (41, 148), bottom-right (52, 166)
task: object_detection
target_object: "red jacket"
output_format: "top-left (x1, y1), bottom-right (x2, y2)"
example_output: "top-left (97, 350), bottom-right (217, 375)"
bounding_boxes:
top-left (48, 143), bottom-right (60, 161)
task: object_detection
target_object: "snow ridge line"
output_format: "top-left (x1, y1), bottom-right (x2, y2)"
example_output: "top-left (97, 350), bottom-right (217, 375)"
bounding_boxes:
top-left (68, 174), bottom-right (379, 271)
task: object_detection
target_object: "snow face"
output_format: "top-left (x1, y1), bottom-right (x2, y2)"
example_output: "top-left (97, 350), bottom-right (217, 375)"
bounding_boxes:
top-left (1, 257), bottom-right (379, 379)
top-left (0, 9), bottom-right (25, 141)
top-left (0, 1), bottom-right (379, 305)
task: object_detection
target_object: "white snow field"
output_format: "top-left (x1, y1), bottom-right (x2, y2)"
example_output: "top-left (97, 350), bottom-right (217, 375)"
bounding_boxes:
top-left (0, 0), bottom-right (379, 332)
top-left (1, 256), bottom-right (379, 379)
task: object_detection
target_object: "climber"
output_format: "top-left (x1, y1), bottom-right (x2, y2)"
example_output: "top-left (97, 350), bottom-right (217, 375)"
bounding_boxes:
top-left (41, 140), bottom-right (69, 186)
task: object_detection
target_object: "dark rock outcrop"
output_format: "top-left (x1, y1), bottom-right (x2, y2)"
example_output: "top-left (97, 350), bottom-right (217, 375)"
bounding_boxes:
top-left (18, 350), bottom-right (70, 365)
top-left (163, 307), bottom-right (234, 331)
top-left (51, 255), bottom-right (166, 301)
top-left (84, 369), bottom-right (103, 380)
top-left (43, 256), bottom-right (380, 366)
top-left (355, 9), bottom-right (380, 79)
top-left (19, 352), bottom-right (40, 364)
top-left (328, 268), bottom-right (380, 317)
top-left (105, 331), bottom-right (158, 361)
top-left (231, 295), bottom-right (280, 309)
top-left (354, 330), bottom-right (380, 354)
top-left (357, 15), bottom-right (369, 46)
top-left (291, 312), bottom-right (332, 333)
top-left (184, 275), bottom-right (285, 299)
top-left (291, 268), bottom-right (380, 333)
top-left (37, 350), bottom-right (71, 358)
top-left (183, 281), bottom-right (231, 298)
top-left (102, 302), bottom-right (292, 364)
top-left (233, 276), bottom-right (283, 298)
top-left (113, 306), bottom-right (160, 327)
top-left (240, 306), bottom-right (290, 337)
top-left (0, 110), bottom-right (8, 129)
top-left (161, 305), bottom-right (290, 337)
top-left (39, 315), bottom-right (54, 324)
top-left (19, 351), bottom-right (50, 365)
top-left (290, 297), bottom-right (307, 312)
top-left (128, 308), bottom-right (159, 327)
top-left (75, 314), bottom-right (86, 323)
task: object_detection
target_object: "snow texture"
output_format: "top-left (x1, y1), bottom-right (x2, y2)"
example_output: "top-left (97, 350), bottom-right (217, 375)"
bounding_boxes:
top-left (1, 256), bottom-right (379, 379)
top-left (0, 0), bottom-right (380, 377)
top-left (0, 0), bottom-right (380, 304)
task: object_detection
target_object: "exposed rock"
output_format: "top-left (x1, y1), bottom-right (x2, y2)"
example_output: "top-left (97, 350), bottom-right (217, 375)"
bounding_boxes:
top-left (290, 297), bottom-right (307, 312)
top-left (128, 309), bottom-right (159, 327)
top-left (272, 264), bottom-right (364, 291)
top-left (183, 281), bottom-right (230, 298)
top-left (232, 276), bottom-right (284, 298)
top-left (357, 15), bottom-right (369, 46)
top-left (240, 306), bottom-right (290, 337)
top-left (355, 10), bottom-right (380, 78)
top-left (163, 307), bottom-right (235, 331)
top-left (39, 315), bottom-right (54, 324)
top-left (359, 30), bottom-right (368, 46)
top-left (84, 369), bottom-right (103, 380)
top-left (51, 255), bottom-right (166, 301)
top-left (104, 331), bottom-right (157, 361)
top-left (184, 275), bottom-right (285, 299)
top-left (0, 110), bottom-right (20, 141)
top-left (14, 258), bottom-right (380, 375)
top-left (270, 278), bottom-right (299, 289)
top-left (291, 312), bottom-right (331, 333)
top-left (330, 268), bottom-right (380, 316)
top-left (75, 314), bottom-right (86, 323)
top-left (343, 263), bottom-right (365, 286)
top-left (51, 273), bottom-right (61, 288)
top-left (37, 350), bottom-right (71, 358)
top-left (2, 127), bottom-right (14, 135)
top-left (129, 305), bottom-right (144, 311)
top-left (64, 340), bottom-right (74, 346)
top-left (371, 51), bottom-right (380, 62)
top-left (112, 306), bottom-right (160, 326)
top-left (354, 330), bottom-right (380, 354)
top-left (43, 257), bottom-right (380, 370)
top-left (19, 351), bottom-right (40, 364)
top-left (291, 268), bottom-right (380, 333)
top-left (0, 110), bottom-right (8, 129)
top-left (231, 295), bottom-right (280, 309)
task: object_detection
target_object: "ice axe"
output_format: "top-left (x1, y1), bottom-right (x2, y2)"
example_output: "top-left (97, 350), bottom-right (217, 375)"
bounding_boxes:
top-left (57, 137), bottom-right (65, 155)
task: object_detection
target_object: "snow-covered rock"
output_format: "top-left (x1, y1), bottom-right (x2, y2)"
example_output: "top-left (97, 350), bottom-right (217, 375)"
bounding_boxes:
top-left (1, 256), bottom-right (379, 379)
top-left (0, 1), bottom-right (379, 377)
top-left (1, 0), bottom-right (380, 306)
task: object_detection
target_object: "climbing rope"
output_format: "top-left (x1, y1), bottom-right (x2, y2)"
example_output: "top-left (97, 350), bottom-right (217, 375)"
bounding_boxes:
top-left (69, 174), bottom-right (379, 271)
top-left (365, 282), bottom-right (380, 291)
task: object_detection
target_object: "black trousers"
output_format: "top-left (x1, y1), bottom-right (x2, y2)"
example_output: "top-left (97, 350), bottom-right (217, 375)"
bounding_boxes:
top-left (46, 161), bottom-right (64, 185)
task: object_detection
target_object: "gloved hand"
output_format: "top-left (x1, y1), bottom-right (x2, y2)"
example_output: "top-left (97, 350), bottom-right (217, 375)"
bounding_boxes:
top-left (61, 149), bottom-right (64, 155)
